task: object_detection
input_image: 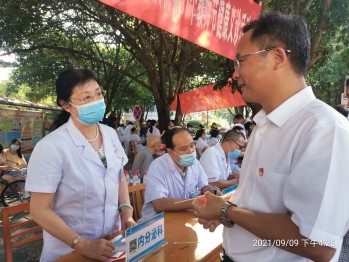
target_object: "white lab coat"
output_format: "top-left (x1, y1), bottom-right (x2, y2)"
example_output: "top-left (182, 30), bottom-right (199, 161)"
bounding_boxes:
top-left (123, 124), bottom-right (134, 155)
top-left (25, 118), bottom-right (128, 261)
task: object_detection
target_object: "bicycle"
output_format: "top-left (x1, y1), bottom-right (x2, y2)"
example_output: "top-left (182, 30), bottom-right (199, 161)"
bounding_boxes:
top-left (0, 172), bottom-right (30, 207)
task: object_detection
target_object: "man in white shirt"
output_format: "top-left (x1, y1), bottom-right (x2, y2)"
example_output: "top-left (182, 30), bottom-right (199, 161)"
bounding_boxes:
top-left (193, 12), bottom-right (349, 262)
top-left (116, 124), bottom-right (125, 145)
top-left (200, 130), bottom-right (243, 189)
top-left (123, 121), bottom-right (133, 156)
top-left (141, 127), bottom-right (217, 221)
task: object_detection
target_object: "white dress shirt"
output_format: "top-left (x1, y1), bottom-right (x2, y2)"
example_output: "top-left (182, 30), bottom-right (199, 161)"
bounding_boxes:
top-left (200, 143), bottom-right (230, 182)
top-left (224, 87), bottom-right (349, 261)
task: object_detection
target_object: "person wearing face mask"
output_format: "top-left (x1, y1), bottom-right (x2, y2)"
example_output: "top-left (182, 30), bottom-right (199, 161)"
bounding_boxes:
top-left (200, 130), bottom-right (244, 190)
top-left (208, 129), bottom-right (220, 147)
top-left (141, 127), bottom-right (217, 221)
top-left (25, 69), bottom-right (136, 262)
top-left (1, 138), bottom-right (28, 182)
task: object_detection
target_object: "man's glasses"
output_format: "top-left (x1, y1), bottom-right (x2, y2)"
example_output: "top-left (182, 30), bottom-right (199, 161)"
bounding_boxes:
top-left (70, 89), bottom-right (107, 104)
top-left (233, 48), bottom-right (291, 70)
top-left (233, 140), bottom-right (245, 150)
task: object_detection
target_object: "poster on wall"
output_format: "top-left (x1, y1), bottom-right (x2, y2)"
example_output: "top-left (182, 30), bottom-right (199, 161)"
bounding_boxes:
top-left (0, 108), bottom-right (44, 152)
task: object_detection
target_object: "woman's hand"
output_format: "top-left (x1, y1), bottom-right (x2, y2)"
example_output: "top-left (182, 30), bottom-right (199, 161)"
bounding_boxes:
top-left (75, 238), bottom-right (115, 261)
top-left (121, 216), bottom-right (137, 231)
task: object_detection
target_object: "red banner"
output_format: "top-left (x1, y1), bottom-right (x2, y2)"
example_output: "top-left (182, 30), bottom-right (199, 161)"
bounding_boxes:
top-left (170, 84), bottom-right (246, 114)
top-left (98, 0), bottom-right (261, 60)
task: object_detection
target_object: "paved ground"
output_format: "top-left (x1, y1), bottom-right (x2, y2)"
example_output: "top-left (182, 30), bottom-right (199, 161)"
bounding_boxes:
top-left (0, 159), bottom-right (134, 262)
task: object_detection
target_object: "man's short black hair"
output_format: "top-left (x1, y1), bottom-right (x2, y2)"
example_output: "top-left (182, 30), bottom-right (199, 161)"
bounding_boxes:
top-left (243, 12), bottom-right (310, 76)
top-left (346, 78), bottom-right (349, 87)
top-left (334, 105), bottom-right (348, 118)
top-left (164, 127), bottom-right (190, 150)
top-left (222, 129), bottom-right (245, 143)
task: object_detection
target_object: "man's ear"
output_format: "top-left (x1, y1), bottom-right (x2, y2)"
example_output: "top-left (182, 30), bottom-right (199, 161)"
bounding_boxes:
top-left (273, 47), bottom-right (289, 70)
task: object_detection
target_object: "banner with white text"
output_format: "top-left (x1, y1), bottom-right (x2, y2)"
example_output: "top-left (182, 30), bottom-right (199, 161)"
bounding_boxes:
top-left (98, 0), bottom-right (261, 60)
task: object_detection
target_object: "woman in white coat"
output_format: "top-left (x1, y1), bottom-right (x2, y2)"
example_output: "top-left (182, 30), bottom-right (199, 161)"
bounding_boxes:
top-left (25, 69), bottom-right (136, 261)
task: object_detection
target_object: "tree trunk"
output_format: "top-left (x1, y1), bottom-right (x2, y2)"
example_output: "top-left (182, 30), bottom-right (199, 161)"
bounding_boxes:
top-left (308, 0), bottom-right (332, 68)
top-left (155, 100), bottom-right (170, 132)
top-left (174, 95), bottom-right (183, 125)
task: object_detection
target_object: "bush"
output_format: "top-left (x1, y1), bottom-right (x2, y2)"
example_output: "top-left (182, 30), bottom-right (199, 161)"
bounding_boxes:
top-left (187, 120), bottom-right (202, 130)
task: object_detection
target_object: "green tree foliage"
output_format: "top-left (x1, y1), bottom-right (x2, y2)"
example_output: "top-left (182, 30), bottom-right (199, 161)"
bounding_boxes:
top-left (1, 0), bottom-right (348, 127)
top-left (0, 0), bottom-right (223, 130)
top-left (216, 0), bottom-right (349, 116)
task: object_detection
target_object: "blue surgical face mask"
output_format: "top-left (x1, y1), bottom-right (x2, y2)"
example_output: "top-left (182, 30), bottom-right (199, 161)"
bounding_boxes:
top-left (173, 151), bottom-right (197, 167)
top-left (10, 144), bottom-right (20, 151)
top-left (69, 99), bottom-right (106, 125)
top-left (228, 147), bottom-right (241, 159)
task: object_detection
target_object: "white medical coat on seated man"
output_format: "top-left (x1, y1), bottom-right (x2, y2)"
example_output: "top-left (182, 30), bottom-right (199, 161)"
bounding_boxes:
top-left (199, 143), bottom-right (231, 182)
top-left (25, 118), bottom-right (127, 261)
top-left (141, 153), bottom-right (208, 221)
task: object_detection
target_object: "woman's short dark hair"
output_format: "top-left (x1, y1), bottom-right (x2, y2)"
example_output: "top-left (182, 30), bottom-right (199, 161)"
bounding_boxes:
top-left (50, 68), bottom-right (99, 131)
top-left (243, 12), bottom-right (310, 76)
top-left (194, 129), bottom-right (206, 141)
top-left (334, 105), bottom-right (349, 118)
top-left (210, 129), bottom-right (220, 138)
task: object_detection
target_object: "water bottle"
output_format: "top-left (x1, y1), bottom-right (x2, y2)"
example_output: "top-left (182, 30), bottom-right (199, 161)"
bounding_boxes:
top-left (133, 170), bottom-right (140, 185)
top-left (128, 170), bottom-right (133, 186)
top-left (143, 171), bottom-right (148, 184)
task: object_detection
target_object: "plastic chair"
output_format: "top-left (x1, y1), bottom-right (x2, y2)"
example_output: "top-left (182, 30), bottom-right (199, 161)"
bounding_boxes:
top-left (1, 202), bottom-right (43, 262)
top-left (128, 183), bottom-right (146, 221)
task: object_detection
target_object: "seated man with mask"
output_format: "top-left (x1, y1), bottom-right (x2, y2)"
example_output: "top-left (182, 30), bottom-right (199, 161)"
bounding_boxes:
top-left (141, 127), bottom-right (218, 221)
top-left (200, 130), bottom-right (244, 189)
